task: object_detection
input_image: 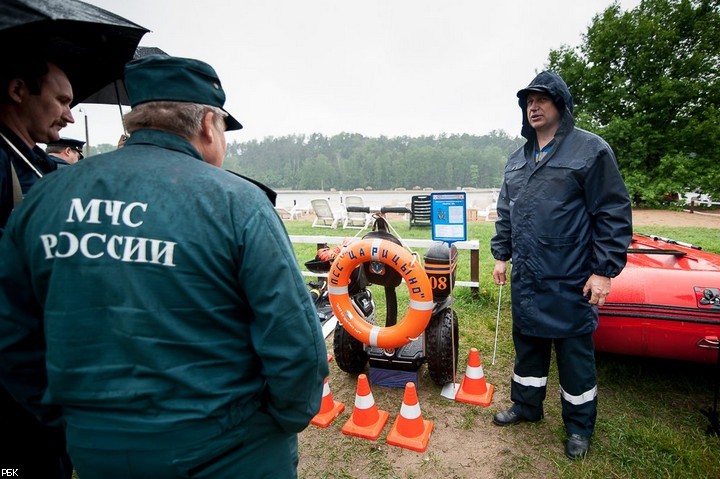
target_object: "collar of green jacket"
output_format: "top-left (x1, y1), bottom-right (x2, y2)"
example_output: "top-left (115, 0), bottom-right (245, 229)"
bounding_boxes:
top-left (124, 129), bottom-right (204, 162)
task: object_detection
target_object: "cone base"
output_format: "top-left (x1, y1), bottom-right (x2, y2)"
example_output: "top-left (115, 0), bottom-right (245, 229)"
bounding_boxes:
top-left (455, 382), bottom-right (494, 407)
top-left (386, 418), bottom-right (433, 452)
top-left (341, 409), bottom-right (389, 440)
top-left (310, 400), bottom-right (345, 428)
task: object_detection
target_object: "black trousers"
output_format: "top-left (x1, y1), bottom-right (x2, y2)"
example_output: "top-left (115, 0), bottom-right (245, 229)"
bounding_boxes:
top-left (510, 327), bottom-right (598, 437)
top-left (0, 386), bottom-right (72, 479)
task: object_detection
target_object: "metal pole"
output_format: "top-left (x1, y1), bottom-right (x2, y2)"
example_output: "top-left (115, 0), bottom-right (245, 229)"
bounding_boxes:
top-left (492, 284), bottom-right (503, 365)
top-left (83, 111), bottom-right (90, 157)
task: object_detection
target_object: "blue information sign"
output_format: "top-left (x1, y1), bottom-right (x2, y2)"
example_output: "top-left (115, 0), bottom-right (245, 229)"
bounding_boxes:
top-left (430, 192), bottom-right (467, 243)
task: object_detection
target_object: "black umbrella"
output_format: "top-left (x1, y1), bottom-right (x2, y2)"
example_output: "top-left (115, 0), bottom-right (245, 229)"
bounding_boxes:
top-left (0, 0), bottom-right (149, 106)
top-left (78, 46), bottom-right (168, 138)
top-left (81, 46), bottom-right (168, 106)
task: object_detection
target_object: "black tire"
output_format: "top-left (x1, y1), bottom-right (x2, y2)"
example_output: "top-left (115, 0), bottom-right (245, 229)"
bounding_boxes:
top-left (333, 325), bottom-right (368, 374)
top-left (425, 308), bottom-right (459, 386)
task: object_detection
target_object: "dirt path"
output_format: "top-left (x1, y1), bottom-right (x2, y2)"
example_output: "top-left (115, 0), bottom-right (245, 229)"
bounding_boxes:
top-left (631, 208), bottom-right (720, 228)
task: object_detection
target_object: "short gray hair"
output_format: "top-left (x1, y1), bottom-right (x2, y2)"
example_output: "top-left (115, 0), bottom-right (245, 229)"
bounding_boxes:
top-left (45, 144), bottom-right (66, 154)
top-left (123, 101), bottom-right (226, 140)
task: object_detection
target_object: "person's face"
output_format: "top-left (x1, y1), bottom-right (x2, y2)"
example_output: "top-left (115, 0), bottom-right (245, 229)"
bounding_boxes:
top-left (526, 91), bottom-right (561, 134)
top-left (23, 63), bottom-right (74, 144)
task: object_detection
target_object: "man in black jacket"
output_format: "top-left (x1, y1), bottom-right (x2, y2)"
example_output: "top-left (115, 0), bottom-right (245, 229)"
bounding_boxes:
top-left (0, 56), bottom-right (74, 477)
top-left (0, 56), bottom-right (74, 234)
top-left (490, 71), bottom-right (632, 459)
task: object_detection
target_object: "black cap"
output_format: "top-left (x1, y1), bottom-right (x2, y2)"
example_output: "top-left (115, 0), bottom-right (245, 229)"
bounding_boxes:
top-left (47, 137), bottom-right (85, 159)
top-left (517, 85), bottom-right (554, 108)
top-left (124, 55), bottom-right (243, 131)
top-left (516, 71), bottom-right (573, 114)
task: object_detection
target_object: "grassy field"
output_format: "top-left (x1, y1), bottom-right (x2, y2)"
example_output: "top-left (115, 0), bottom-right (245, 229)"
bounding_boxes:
top-left (285, 217), bottom-right (720, 479)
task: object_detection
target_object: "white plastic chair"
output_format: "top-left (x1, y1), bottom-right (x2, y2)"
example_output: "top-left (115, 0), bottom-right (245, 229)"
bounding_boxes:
top-left (342, 195), bottom-right (371, 229)
top-left (311, 198), bottom-right (339, 228)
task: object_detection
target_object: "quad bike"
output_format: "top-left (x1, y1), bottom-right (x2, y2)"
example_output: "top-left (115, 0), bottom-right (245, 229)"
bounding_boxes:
top-left (309, 205), bottom-right (459, 386)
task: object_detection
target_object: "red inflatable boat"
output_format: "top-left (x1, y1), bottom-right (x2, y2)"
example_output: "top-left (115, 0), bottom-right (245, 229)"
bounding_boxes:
top-left (595, 233), bottom-right (720, 364)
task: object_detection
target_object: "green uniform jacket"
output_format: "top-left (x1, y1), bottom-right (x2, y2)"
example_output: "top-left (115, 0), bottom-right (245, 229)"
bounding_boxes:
top-left (0, 129), bottom-right (328, 451)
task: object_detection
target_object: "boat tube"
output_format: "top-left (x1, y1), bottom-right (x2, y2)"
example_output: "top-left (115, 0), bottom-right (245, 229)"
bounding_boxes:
top-left (595, 233), bottom-right (720, 364)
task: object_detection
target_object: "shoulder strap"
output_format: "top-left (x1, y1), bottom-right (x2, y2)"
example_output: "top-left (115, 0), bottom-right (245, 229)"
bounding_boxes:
top-left (10, 160), bottom-right (22, 207)
top-left (0, 131), bottom-right (43, 179)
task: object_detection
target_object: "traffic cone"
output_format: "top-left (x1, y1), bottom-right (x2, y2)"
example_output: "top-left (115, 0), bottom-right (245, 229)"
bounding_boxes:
top-left (311, 378), bottom-right (345, 427)
top-left (341, 374), bottom-right (389, 440)
top-left (455, 348), bottom-right (494, 406)
top-left (386, 382), bottom-right (433, 452)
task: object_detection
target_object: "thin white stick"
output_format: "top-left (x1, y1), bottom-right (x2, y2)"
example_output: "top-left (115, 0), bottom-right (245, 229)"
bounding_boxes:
top-left (448, 248), bottom-right (457, 385)
top-left (492, 284), bottom-right (503, 365)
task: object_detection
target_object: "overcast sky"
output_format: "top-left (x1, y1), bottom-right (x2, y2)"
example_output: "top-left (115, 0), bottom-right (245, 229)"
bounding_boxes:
top-left (61, 0), bottom-right (642, 147)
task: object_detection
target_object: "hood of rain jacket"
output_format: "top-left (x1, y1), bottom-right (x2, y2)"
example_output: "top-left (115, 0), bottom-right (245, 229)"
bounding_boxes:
top-left (517, 71), bottom-right (575, 140)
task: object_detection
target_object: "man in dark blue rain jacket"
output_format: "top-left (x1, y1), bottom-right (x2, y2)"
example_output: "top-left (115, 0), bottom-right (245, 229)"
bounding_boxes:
top-left (0, 55), bottom-right (328, 478)
top-left (0, 55), bottom-right (74, 479)
top-left (490, 71), bottom-right (632, 459)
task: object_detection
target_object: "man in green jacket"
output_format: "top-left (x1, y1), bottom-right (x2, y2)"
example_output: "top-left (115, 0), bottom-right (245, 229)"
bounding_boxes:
top-left (0, 55), bottom-right (328, 478)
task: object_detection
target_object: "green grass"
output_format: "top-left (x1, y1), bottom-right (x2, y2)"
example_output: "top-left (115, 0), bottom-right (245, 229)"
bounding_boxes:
top-left (287, 217), bottom-right (720, 479)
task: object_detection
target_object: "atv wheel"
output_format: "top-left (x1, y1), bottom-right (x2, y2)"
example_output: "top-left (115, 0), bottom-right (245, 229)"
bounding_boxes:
top-left (333, 324), bottom-right (368, 374)
top-left (425, 308), bottom-right (459, 386)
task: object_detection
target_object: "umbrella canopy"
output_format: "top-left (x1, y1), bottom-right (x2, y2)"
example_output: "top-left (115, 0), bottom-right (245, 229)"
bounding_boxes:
top-left (0, 0), bottom-right (149, 106)
top-left (81, 46), bottom-right (168, 106)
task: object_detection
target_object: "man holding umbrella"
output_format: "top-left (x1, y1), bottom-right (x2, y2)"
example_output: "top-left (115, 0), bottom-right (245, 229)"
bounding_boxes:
top-left (0, 53), bottom-right (75, 479)
top-left (0, 2), bottom-right (147, 476)
top-left (0, 56), bottom-right (74, 232)
top-left (0, 0), bottom-right (149, 234)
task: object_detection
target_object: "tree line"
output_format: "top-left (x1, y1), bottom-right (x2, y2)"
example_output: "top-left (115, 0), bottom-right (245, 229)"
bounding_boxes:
top-left (222, 131), bottom-right (521, 191)
top-left (88, 131), bottom-right (522, 191)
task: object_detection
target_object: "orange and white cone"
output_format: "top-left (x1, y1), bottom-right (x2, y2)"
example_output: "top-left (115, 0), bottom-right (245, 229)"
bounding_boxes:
top-left (386, 382), bottom-right (433, 452)
top-left (311, 377), bottom-right (345, 427)
top-left (455, 348), bottom-right (494, 406)
top-left (341, 374), bottom-right (389, 440)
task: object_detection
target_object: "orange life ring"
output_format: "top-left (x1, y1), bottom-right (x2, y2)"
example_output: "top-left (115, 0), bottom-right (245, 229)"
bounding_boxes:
top-left (327, 238), bottom-right (434, 348)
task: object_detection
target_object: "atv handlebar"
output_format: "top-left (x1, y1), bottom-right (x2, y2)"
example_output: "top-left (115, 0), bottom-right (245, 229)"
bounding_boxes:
top-left (346, 206), bottom-right (412, 215)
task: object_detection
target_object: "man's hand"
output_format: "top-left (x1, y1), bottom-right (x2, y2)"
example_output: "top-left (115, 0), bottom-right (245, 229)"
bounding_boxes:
top-left (492, 260), bottom-right (507, 286)
top-left (583, 274), bottom-right (611, 306)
